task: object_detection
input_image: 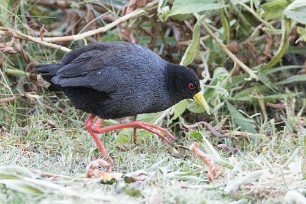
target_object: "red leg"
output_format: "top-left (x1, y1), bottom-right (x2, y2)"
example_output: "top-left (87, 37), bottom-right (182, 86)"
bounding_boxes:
top-left (91, 120), bottom-right (176, 144)
top-left (85, 115), bottom-right (176, 163)
top-left (85, 115), bottom-right (113, 163)
top-left (92, 118), bottom-right (104, 130)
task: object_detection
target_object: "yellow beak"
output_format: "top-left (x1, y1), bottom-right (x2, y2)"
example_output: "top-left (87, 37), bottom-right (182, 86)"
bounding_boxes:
top-left (193, 92), bottom-right (210, 115)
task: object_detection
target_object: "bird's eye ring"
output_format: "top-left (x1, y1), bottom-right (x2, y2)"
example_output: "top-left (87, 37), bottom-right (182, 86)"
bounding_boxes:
top-left (188, 83), bottom-right (196, 90)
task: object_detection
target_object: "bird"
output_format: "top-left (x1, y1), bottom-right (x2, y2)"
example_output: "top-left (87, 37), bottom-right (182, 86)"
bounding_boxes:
top-left (36, 41), bottom-right (210, 163)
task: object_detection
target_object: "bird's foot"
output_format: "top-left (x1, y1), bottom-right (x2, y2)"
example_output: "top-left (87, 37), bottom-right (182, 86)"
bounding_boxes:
top-left (85, 114), bottom-right (176, 163)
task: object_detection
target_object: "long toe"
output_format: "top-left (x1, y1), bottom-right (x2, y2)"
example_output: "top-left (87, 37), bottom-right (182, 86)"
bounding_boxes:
top-left (141, 122), bottom-right (176, 141)
top-left (137, 122), bottom-right (173, 144)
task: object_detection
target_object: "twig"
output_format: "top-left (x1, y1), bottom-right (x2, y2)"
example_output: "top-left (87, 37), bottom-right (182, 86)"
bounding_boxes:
top-left (0, 96), bottom-right (19, 103)
top-left (184, 121), bottom-right (228, 138)
top-left (31, 1), bottom-right (158, 43)
top-left (266, 102), bottom-right (286, 110)
top-left (0, 27), bottom-right (71, 53)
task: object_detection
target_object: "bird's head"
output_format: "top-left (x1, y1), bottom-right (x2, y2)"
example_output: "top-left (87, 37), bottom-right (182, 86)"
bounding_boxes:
top-left (166, 63), bottom-right (210, 115)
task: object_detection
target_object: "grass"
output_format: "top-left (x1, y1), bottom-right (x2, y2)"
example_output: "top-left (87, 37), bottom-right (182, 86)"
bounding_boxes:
top-left (0, 87), bottom-right (305, 203)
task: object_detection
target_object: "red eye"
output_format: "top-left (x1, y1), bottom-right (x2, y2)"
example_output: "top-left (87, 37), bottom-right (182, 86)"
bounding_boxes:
top-left (188, 83), bottom-right (196, 90)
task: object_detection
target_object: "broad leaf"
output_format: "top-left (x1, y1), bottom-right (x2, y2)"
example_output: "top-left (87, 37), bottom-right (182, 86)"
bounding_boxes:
top-left (168, 0), bottom-right (225, 17)
top-left (226, 101), bottom-right (257, 134)
top-left (170, 99), bottom-right (188, 122)
top-left (180, 16), bottom-right (202, 66)
top-left (284, 0), bottom-right (306, 24)
top-left (260, 0), bottom-right (288, 20)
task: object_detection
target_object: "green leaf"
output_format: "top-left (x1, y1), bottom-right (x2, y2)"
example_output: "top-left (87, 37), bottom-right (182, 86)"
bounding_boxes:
top-left (284, 0), bottom-right (306, 24)
top-left (137, 112), bottom-right (164, 123)
top-left (204, 67), bottom-right (229, 104)
top-left (263, 17), bottom-right (290, 70)
top-left (206, 38), bottom-right (227, 66)
top-left (0, 180), bottom-right (43, 195)
top-left (167, 169), bottom-right (206, 181)
top-left (220, 9), bottom-right (230, 44)
top-left (0, 0), bottom-right (10, 26)
top-left (189, 130), bottom-right (204, 142)
top-left (228, 93), bottom-right (300, 102)
top-left (297, 27), bottom-right (306, 41)
top-left (113, 129), bottom-right (153, 144)
top-left (187, 100), bottom-right (205, 113)
top-left (260, 65), bottom-right (303, 75)
top-left (170, 99), bottom-right (188, 122)
top-left (113, 129), bottom-right (132, 143)
top-left (168, 0), bottom-right (226, 16)
top-left (201, 135), bottom-right (233, 169)
top-left (224, 170), bottom-right (264, 193)
top-left (276, 74), bottom-right (306, 85)
top-left (263, 93), bottom-right (298, 101)
top-left (103, 119), bottom-right (120, 126)
top-left (157, 0), bottom-right (170, 22)
top-left (225, 101), bottom-right (257, 134)
top-left (123, 186), bottom-right (143, 197)
top-left (260, 0), bottom-right (288, 20)
top-left (233, 85), bottom-right (269, 101)
top-left (158, 0), bottom-right (168, 11)
top-left (180, 16), bottom-right (202, 66)
top-left (0, 166), bottom-right (40, 179)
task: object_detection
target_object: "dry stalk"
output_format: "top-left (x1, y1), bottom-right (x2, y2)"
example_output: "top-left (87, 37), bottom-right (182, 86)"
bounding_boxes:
top-left (189, 142), bottom-right (223, 181)
top-left (31, 1), bottom-right (158, 43)
top-left (0, 27), bottom-right (71, 52)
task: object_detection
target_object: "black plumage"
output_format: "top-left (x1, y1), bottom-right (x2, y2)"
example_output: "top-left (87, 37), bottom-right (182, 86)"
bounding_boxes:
top-left (37, 41), bottom-right (207, 118)
top-left (37, 41), bottom-right (209, 162)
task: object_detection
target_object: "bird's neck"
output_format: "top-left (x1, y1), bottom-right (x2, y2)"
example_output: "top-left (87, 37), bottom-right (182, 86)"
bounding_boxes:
top-left (165, 63), bottom-right (187, 105)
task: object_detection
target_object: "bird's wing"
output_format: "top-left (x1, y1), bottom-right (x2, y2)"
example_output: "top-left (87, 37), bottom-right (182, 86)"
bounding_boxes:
top-left (52, 50), bottom-right (122, 93)
top-left (50, 44), bottom-right (123, 90)
top-left (52, 65), bottom-right (121, 93)
top-left (56, 50), bottom-right (106, 78)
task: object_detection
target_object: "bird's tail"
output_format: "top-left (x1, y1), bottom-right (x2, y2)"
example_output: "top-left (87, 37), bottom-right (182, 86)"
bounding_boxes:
top-left (36, 63), bottom-right (62, 90)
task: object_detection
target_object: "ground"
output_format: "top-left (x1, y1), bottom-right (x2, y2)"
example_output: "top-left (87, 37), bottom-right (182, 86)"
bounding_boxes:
top-left (0, 97), bottom-right (304, 203)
